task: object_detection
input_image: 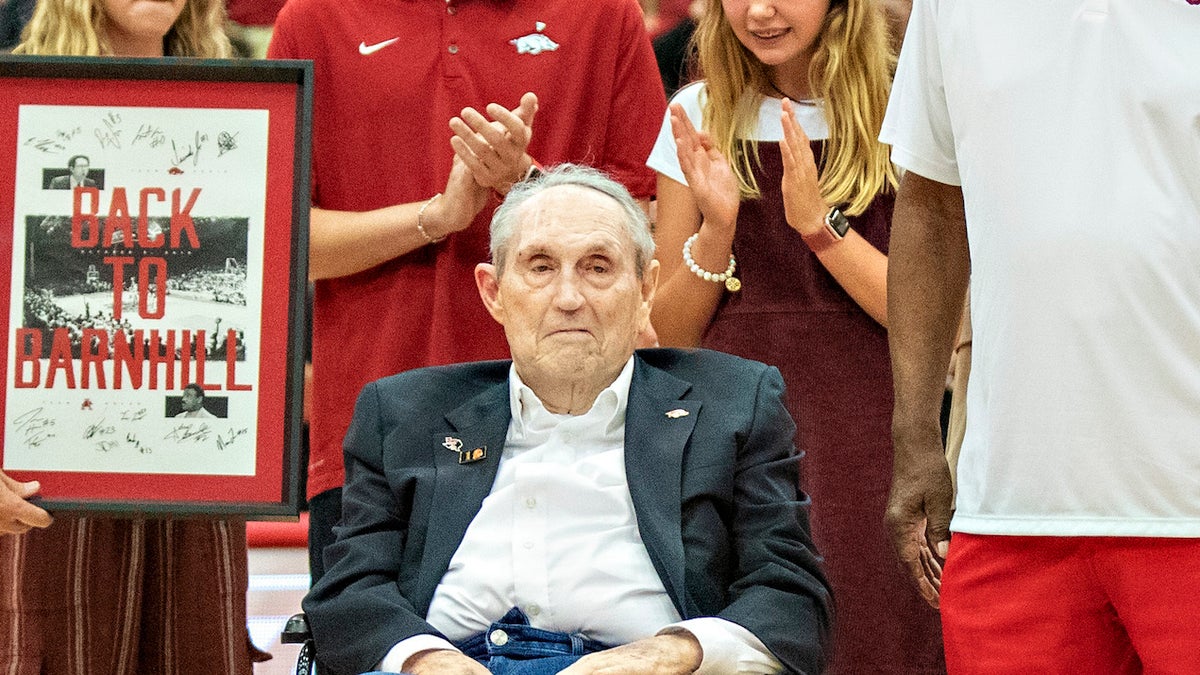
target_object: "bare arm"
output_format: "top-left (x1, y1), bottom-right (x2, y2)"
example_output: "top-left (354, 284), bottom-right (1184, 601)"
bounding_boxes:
top-left (308, 160), bottom-right (484, 280)
top-left (309, 95), bottom-right (537, 281)
top-left (780, 99), bottom-right (889, 325)
top-left (884, 171), bottom-right (968, 608)
top-left (650, 104), bottom-right (741, 347)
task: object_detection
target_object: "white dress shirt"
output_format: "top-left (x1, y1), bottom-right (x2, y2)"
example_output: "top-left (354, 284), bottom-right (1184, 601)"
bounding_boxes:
top-left (379, 358), bottom-right (782, 674)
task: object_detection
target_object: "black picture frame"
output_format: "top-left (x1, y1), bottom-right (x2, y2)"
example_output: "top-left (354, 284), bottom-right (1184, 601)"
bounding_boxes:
top-left (0, 56), bottom-right (312, 518)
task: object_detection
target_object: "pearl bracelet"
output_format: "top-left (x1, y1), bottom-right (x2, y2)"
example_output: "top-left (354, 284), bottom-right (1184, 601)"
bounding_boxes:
top-left (682, 232), bottom-right (741, 292)
top-left (417, 193), bottom-right (445, 244)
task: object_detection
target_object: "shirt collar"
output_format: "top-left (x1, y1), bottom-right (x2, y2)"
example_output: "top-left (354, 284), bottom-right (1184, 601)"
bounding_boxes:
top-left (508, 356), bottom-right (635, 437)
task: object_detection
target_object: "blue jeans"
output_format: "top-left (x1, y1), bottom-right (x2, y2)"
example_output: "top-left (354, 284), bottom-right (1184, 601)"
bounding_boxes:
top-left (359, 608), bottom-right (608, 675)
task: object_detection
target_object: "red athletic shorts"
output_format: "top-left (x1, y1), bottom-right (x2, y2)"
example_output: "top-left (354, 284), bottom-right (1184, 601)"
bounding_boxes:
top-left (940, 533), bottom-right (1200, 675)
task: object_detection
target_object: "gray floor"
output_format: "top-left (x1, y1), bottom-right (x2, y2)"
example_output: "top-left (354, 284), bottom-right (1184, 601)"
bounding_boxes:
top-left (248, 547), bottom-right (309, 675)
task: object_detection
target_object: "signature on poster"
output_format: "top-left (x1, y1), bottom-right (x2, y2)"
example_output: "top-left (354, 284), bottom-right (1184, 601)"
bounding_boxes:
top-left (23, 127), bottom-right (82, 154)
top-left (171, 131), bottom-right (209, 167)
top-left (94, 111), bottom-right (122, 149)
top-left (216, 427), bottom-right (248, 450)
top-left (133, 124), bottom-right (166, 148)
top-left (164, 422), bottom-right (211, 443)
top-left (83, 418), bottom-right (116, 439)
top-left (127, 432), bottom-right (150, 454)
top-left (12, 407), bottom-right (56, 447)
top-left (217, 131), bottom-right (238, 157)
top-left (120, 407), bottom-right (148, 422)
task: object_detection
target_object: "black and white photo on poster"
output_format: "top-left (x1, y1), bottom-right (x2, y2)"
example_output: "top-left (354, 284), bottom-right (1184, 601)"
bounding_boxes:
top-left (5, 104), bottom-right (268, 476)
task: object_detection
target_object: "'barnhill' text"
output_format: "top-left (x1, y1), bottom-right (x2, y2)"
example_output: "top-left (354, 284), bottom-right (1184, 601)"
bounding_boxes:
top-left (13, 328), bottom-right (251, 391)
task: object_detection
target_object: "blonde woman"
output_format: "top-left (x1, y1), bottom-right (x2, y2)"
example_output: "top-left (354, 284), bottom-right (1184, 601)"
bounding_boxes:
top-left (646, 0), bottom-right (943, 671)
top-left (12, 0), bottom-right (229, 57)
top-left (0, 2), bottom-right (266, 673)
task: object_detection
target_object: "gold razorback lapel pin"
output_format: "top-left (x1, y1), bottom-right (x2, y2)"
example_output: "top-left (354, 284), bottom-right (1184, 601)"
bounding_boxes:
top-left (665, 408), bottom-right (689, 419)
top-left (443, 436), bottom-right (487, 464)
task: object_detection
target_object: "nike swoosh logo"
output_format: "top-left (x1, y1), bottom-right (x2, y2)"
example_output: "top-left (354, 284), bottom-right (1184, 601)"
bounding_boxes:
top-left (358, 37), bottom-right (400, 55)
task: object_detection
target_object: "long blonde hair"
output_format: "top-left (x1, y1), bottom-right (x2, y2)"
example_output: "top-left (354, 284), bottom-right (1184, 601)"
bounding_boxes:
top-left (695, 0), bottom-right (897, 215)
top-left (13, 0), bottom-right (231, 57)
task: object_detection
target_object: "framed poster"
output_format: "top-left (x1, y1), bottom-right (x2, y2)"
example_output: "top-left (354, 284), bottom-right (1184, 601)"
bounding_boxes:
top-left (0, 56), bottom-right (312, 517)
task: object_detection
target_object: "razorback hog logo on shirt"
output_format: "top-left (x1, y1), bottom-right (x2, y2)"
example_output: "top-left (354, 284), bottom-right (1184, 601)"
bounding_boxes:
top-left (510, 27), bottom-right (559, 55)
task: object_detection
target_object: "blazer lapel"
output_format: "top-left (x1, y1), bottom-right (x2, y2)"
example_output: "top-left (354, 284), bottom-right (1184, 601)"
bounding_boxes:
top-left (624, 355), bottom-right (699, 616)
top-left (412, 379), bottom-right (511, 612)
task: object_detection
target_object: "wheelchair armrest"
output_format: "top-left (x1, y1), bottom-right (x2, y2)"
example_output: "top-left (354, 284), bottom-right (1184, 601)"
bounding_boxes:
top-left (281, 612), bottom-right (313, 645)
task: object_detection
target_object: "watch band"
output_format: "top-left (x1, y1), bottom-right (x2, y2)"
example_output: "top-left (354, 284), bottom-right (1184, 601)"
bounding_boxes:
top-left (802, 207), bottom-right (849, 254)
top-left (521, 160), bottom-right (545, 183)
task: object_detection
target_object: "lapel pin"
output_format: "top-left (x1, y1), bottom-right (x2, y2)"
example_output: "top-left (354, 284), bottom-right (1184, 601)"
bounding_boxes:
top-left (665, 408), bottom-right (689, 419)
top-left (443, 436), bottom-right (486, 464)
top-left (458, 446), bottom-right (487, 464)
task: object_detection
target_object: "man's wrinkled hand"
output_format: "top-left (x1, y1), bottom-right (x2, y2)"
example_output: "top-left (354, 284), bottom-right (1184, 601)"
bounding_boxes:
top-left (404, 648), bottom-right (491, 675)
top-left (556, 633), bottom-right (702, 675)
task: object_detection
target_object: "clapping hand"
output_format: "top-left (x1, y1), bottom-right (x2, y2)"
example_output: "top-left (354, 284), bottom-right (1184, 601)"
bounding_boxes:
top-left (669, 103), bottom-right (740, 232)
top-left (778, 98), bottom-right (827, 238)
top-left (451, 92), bottom-right (539, 194)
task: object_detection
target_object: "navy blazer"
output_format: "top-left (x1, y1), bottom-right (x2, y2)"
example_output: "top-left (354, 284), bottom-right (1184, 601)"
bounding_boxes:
top-left (304, 348), bottom-right (833, 675)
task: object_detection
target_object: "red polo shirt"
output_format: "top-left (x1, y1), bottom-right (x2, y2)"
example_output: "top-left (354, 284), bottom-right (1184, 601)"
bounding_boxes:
top-left (269, 0), bottom-right (665, 498)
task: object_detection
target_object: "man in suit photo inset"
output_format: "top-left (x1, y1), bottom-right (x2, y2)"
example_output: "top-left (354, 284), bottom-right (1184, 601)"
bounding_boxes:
top-left (48, 154), bottom-right (97, 189)
top-left (303, 164), bottom-right (833, 675)
top-left (175, 383), bottom-right (216, 418)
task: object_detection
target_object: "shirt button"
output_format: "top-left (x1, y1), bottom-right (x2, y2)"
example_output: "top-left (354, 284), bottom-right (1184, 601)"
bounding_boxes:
top-left (447, 4), bottom-right (456, 13)
top-left (525, 497), bottom-right (537, 509)
top-left (526, 604), bottom-right (541, 617)
top-left (523, 540), bottom-right (534, 549)
top-left (489, 629), bottom-right (509, 646)
top-left (448, 44), bottom-right (459, 54)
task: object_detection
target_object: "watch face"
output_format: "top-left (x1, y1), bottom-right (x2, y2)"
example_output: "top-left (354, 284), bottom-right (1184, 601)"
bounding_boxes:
top-left (826, 207), bottom-right (851, 237)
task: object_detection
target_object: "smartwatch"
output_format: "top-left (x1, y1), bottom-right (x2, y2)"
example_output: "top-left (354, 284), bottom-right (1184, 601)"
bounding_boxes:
top-left (802, 206), bottom-right (851, 253)
top-left (521, 160), bottom-right (544, 183)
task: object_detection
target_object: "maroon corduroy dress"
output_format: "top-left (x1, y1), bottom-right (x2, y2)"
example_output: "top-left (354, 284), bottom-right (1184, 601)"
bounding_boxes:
top-left (700, 144), bottom-right (945, 674)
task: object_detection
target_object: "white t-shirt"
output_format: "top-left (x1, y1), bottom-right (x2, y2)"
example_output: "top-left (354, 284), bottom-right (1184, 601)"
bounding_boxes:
top-left (881, 0), bottom-right (1200, 537)
top-left (646, 81), bottom-right (830, 183)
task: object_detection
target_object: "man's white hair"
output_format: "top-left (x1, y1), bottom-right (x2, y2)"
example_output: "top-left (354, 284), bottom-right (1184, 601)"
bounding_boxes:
top-left (489, 163), bottom-right (655, 277)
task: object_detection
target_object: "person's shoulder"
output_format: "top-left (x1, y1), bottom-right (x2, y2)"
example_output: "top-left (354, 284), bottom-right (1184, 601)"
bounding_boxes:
top-left (637, 347), bottom-right (773, 382)
top-left (274, 0), bottom-right (326, 17)
top-left (372, 360), bottom-right (511, 396)
top-left (562, 0), bottom-right (650, 37)
top-left (48, 175), bottom-right (69, 187)
top-left (667, 81), bottom-right (707, 121)
top-left (362, 361), bottom-right (511, 420)
top-left (271, 0), bottom-right (340, 34)
top-left (670, 80), bottom-right (707, 104)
